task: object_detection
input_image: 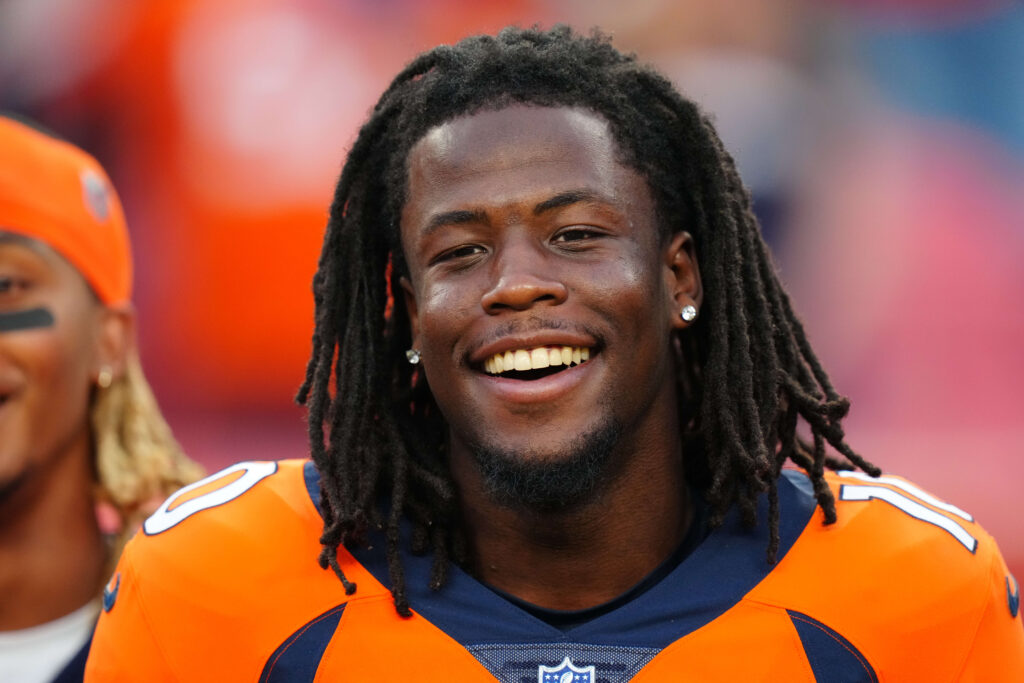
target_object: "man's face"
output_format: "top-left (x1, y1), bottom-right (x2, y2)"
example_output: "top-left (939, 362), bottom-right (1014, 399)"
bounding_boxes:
top-left (400, 105), bottom-right (694, 507)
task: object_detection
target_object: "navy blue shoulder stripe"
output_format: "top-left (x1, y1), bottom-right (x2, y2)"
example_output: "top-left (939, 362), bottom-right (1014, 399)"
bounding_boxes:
top-left (788, 610), bottom-right (877, 683)
top-left (304, 460), bottom-right (323, 517)
top-left (259, 604), bottom-right (345, 683)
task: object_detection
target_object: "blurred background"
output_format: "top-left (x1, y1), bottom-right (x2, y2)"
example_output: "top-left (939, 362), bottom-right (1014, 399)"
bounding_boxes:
top-left (2, 0), bottom-right (1021, 576)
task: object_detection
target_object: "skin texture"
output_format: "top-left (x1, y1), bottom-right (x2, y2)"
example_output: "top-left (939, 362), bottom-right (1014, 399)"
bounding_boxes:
top-left (400, 106), bottom-right (703, 609)
top-left (0, 233), bottom-right (132, 629)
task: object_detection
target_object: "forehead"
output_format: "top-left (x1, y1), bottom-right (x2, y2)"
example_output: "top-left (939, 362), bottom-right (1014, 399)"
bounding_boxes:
top-left (0, 230), bottom-right (93, 292)
top-left (401, 106), bottom-right (651, 230)
top-left (409, 105), bottom-right (621, 175)
top-left (0, 231), bottom-right (58, 264)
top-left (0, 231), bottom-right (43, 249)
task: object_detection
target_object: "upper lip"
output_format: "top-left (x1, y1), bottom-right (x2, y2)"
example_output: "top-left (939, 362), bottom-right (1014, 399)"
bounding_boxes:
top-left (469, 331), bottom-right (598, 367)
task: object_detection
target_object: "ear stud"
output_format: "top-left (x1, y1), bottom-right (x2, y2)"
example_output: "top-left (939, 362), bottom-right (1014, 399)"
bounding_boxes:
top-left (406, 349), bottom-right (422, 365)
top-left (97, 366), bottom-right (114, 388)
top-left (680, 305), bottom-right (698, 323)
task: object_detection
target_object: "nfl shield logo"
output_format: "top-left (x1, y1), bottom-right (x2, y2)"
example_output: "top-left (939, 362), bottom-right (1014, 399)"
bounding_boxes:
top-left (80, 169), bottom-right (111, 221)
top-left (538, 656), bottom-right (595, 683)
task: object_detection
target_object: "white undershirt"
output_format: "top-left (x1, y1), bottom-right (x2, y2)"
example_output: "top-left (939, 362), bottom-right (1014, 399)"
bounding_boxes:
top-left (0, 599), bottom-right (99, 683)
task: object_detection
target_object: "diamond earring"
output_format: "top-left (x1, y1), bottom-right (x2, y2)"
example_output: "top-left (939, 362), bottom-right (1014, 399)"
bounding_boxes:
top-left (405, 349), bottom-right (421, 365)
top-left (680, 305), bottom-right (698, 323)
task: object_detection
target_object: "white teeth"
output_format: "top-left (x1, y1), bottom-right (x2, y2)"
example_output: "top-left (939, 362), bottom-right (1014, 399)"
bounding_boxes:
top-left (484, 346), bottom-right (592, 375)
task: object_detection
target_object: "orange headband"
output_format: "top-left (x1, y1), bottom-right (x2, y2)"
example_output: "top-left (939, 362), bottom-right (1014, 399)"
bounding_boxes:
top-left (0, 117), bottom-right (132, 304)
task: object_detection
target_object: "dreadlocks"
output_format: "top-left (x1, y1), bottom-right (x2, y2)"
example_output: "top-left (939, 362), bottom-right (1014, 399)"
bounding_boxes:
top-left (297, 25), bottom-right (879, 615)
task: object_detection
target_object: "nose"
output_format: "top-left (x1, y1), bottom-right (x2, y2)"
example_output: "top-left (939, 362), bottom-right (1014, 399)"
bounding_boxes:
top-left (480, 242), bottom-right (568, 314)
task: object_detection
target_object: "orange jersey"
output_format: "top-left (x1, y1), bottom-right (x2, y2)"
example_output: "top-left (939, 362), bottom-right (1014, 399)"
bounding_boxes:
top-left (85, 460), bottom-right (1024, 681)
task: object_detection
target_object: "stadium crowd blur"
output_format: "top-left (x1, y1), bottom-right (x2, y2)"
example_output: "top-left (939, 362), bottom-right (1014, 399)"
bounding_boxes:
top-left (2, 0), bottom-right (1021, 579)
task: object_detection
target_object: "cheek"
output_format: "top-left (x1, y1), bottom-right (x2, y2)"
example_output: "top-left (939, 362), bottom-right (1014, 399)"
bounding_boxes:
top-left (414, 287), bottom-right (466, 404)
top-left (19, 315), bottom-right (97, 405)
top-left (415, 281), bottom-right (474, 348)
top-left (585, 255), bottom-right (666, 325)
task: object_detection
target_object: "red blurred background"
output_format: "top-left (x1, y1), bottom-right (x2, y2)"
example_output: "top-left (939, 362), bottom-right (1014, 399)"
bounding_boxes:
top-left (2, 0), bottom-right (1021, 577)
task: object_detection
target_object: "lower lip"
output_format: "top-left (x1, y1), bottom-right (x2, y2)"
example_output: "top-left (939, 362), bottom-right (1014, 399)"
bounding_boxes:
top-left (478, 358), bottom-right (595, 404)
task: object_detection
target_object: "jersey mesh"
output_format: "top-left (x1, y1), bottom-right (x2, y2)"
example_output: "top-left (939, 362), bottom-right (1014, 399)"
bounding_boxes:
top-left (466, 642), bottom-right (660, 683)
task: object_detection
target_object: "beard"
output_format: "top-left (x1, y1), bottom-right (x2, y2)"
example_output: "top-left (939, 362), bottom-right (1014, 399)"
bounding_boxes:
top-left (466, 417), bottom-right (623, 512)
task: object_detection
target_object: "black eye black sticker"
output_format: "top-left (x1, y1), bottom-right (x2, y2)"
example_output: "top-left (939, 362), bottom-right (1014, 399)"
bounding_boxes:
top-left (0, 307), bottom-right (55, 332)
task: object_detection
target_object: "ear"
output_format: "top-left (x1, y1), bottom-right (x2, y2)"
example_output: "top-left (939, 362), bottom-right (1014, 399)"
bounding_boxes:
top-left (663, 231), bottom-right (703, 330)
top-left (399, 276), bottom-right (421, 348)
top-left (93, 303), bottom-right (135, 383)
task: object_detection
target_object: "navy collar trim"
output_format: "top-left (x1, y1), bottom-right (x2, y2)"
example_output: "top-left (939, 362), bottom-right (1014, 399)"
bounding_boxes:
top-left (303, 461), bottom-right (816, 649)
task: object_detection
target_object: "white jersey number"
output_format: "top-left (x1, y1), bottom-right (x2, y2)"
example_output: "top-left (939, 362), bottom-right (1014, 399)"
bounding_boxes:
top-left (838, 471), bottom-right (978, 553)
top-left (143, 461), bottom-right (278, 535)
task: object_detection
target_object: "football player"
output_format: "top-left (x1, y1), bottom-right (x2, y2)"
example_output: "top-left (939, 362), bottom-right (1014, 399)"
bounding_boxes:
top-left (86, 27), bottom-right (1023, 681)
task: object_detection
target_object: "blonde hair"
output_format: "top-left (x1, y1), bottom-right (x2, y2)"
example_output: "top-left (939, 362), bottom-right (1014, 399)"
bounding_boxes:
top-left (92, 351), bottom-right (204, 552)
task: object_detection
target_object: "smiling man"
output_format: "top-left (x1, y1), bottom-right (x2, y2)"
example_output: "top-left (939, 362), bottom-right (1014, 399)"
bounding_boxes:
top-left (86, 26), bottom-right (1024, 681)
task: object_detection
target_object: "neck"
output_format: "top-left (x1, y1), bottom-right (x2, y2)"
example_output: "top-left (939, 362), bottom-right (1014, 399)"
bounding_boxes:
top-left (0, 439), bottom-right (106, 631)
top-left (455, 429), bottom-right (691, 611)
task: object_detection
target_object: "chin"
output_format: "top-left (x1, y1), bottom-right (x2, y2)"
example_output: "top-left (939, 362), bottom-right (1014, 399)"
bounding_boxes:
top-left (468, 418), bottom-right (622, 512)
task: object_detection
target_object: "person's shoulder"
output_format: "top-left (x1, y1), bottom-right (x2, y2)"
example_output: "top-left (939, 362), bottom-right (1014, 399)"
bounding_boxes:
top-left (86, 459), bottom-right (383, 681)
top-left (762, 468), bottom-right (1023, 678)
top-left (819, 469), bottom-right (996, 566)
top-left (131, 458), bottom-right (317, 557)
top-left (776, 468), bottom-right (1003, 590)
top-left (107, 458), bottom-right (326, 611)
top-left (777, 468), bottom-right (994, 558)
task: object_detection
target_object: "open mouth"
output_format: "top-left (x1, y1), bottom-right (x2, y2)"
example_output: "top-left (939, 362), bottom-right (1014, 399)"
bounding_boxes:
top-left (483, 346), bottom-right (591, 380)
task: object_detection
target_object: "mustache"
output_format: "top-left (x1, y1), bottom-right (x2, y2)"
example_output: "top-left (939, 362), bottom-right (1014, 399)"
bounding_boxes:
top-left (466, 316), bottom-right (601, 356)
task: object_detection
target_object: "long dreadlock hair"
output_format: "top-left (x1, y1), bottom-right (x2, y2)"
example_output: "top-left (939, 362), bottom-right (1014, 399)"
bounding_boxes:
top-left (297, 25), bottom-right (879, 615)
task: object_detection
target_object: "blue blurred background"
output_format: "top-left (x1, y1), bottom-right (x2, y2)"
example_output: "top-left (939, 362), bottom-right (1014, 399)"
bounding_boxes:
top-left (2, 0), bottom-right (1021, 575)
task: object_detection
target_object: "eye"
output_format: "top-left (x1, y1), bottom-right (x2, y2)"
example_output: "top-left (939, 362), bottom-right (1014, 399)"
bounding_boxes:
top-left (432, 244), bottom-right (486, 265)
top-left (0, 276), bottom-right (30, 305)
top-left (0, 274), bottom-right (34, 292)
top-left (552, 226), bottom-right (604, 245)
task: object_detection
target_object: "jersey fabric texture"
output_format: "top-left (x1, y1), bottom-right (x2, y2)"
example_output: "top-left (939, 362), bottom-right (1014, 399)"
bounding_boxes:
top-left (85, 459), bottom-right (1024, 682)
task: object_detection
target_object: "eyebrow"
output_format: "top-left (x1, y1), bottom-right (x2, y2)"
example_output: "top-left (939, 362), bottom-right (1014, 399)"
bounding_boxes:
top-left (420, 189), bottom-right (608, 235)
top-left (533, 189), bottom-right (604, 215)
top-left (423, 209), bottom-right (488, 236)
